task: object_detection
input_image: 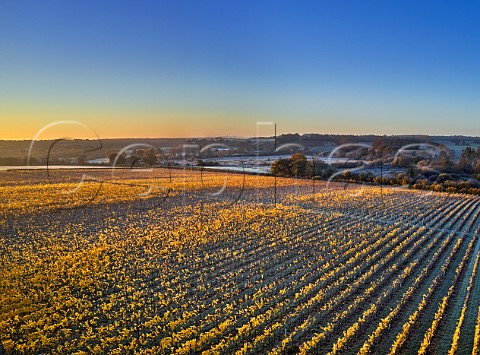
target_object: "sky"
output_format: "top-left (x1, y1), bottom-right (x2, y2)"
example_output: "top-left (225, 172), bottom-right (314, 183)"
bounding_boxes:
top-left (1, 1), bottom-right (480, 140)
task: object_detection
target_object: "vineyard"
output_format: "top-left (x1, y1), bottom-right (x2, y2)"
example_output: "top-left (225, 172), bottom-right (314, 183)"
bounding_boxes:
top-left (1, 168), bottom-right (480, 354)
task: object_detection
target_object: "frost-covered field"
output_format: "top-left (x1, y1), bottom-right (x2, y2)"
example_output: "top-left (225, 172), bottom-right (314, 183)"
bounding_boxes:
top-left (1, 169), bottom-right (480, 354)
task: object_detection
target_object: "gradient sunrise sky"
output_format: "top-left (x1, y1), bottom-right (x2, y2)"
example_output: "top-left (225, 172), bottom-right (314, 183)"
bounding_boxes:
top-left (1, 1), bottom-right (480, 140)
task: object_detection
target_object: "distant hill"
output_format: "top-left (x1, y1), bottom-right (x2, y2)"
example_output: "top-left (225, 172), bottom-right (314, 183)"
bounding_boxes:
top-left (1, 134), bottom-right (479, 165)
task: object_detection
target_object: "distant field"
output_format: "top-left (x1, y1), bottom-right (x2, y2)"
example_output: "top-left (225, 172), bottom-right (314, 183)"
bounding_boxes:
top-left (1, 169), bottom-right (480, 354)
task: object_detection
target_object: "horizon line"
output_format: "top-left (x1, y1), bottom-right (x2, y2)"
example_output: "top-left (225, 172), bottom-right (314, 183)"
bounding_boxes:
top-left (1, 133), bottom-right (480, 142)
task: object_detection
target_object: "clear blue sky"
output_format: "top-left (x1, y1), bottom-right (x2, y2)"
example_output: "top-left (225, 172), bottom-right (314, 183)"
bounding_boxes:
top-left (1, 1), bottom-right (479, 139)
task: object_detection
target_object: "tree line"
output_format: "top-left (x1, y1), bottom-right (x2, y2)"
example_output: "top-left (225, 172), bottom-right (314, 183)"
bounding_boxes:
top-left (271, 148), bottom-right (480, 195)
